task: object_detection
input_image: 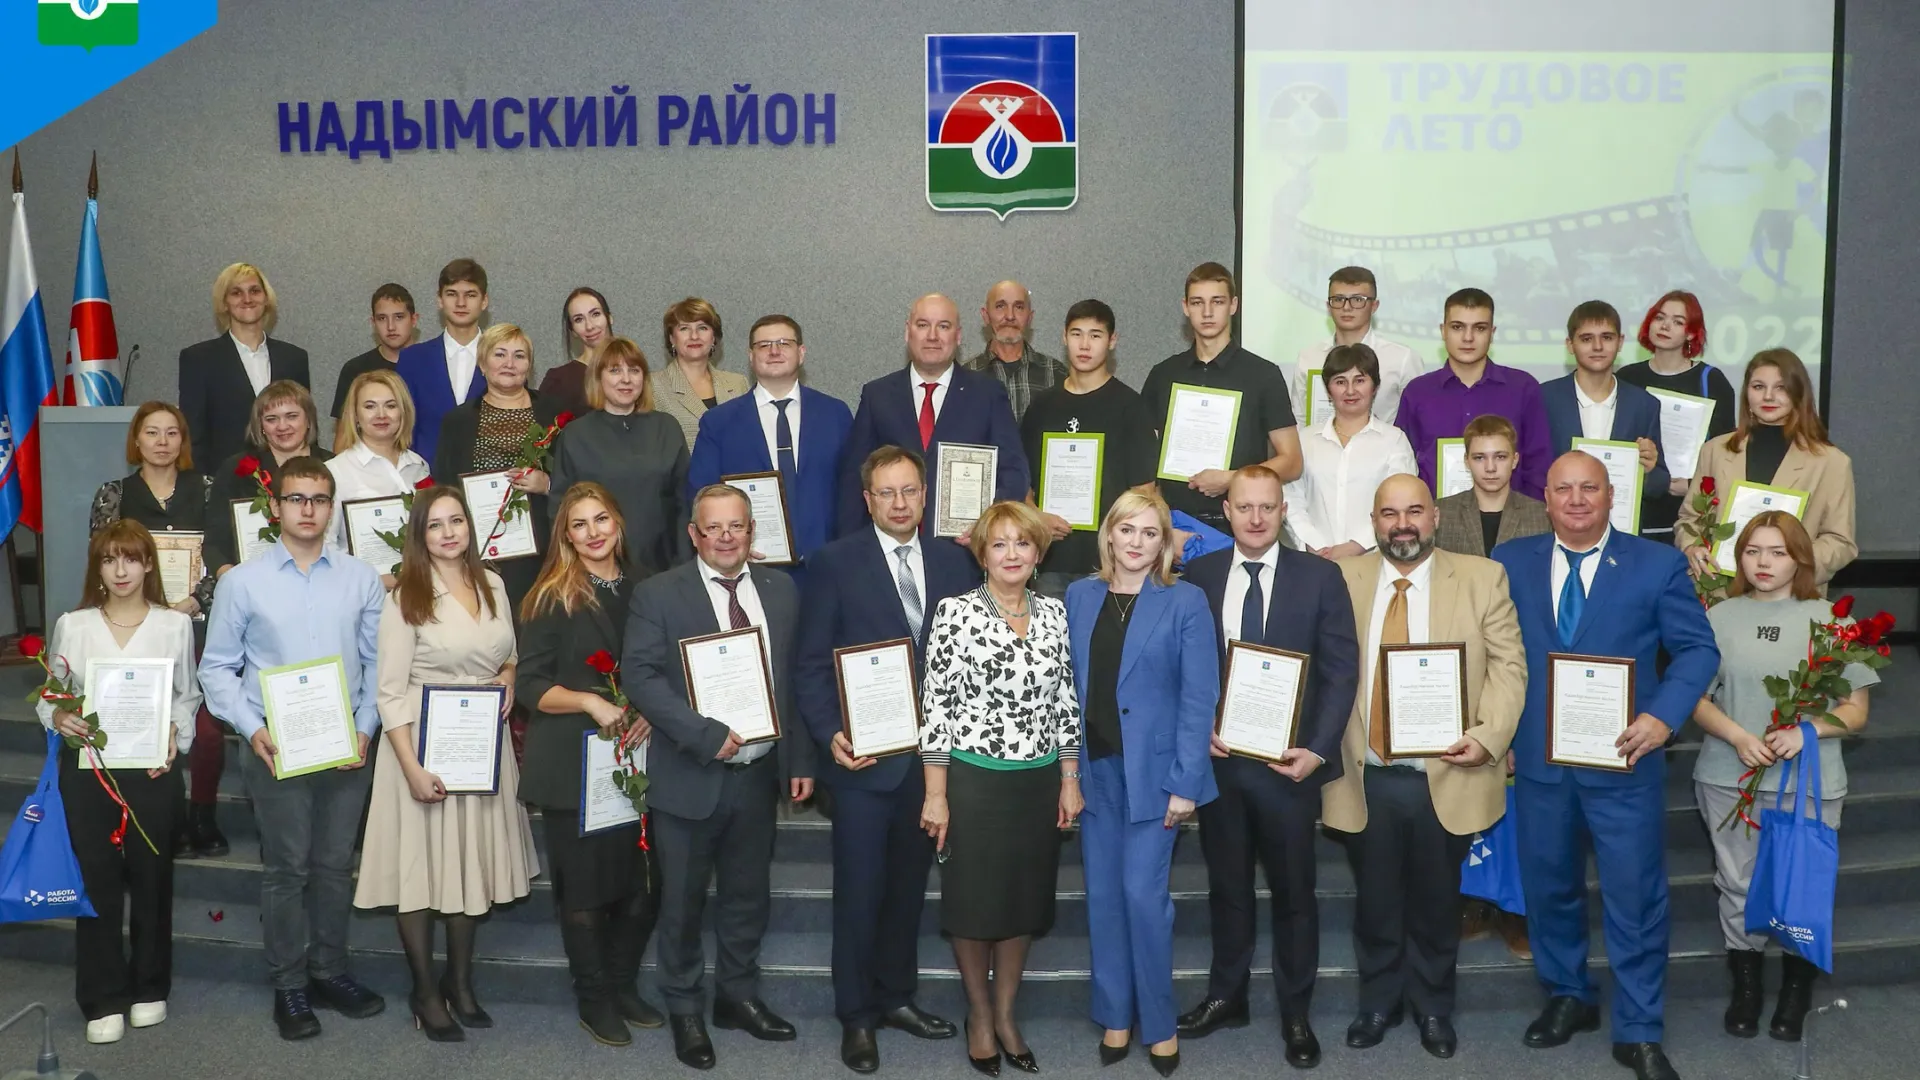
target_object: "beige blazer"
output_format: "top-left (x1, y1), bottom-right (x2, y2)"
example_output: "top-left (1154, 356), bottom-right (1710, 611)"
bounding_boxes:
top-left (1321, 548), bottom-right (1527, 836)
top-left (1433, 489), bottom-right (1550, 558)
top-left (1675, 433), bottom-right (1856, 586)
top-left (649, 360), bottom-right (750, 452)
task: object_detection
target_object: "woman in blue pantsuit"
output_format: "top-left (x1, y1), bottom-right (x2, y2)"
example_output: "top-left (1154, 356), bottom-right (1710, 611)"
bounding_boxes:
top-left (1066, 490), bottom-right (1220, 1075)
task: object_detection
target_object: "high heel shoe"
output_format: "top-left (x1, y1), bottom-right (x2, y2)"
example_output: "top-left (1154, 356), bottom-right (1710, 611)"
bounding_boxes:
top-left (998, 1033), bottom-right (1039, 1074)
top-left (1099, 1040), bottom-right (1131, 1066)
top-left (411, 996), bottom-right (465, 1043)
top-left (965, 1021), bottom-right (1001, 1076)
top-left (440, 974), bottom-right (493, 1029)
top-left (1149, 1049), bottom-right (1181, 1077)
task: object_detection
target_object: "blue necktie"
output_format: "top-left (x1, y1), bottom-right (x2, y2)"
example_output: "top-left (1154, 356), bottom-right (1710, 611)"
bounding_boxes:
top-left (1238, 562), bottom-right (1266, 643)
top-left (772, 398), bottom-right (797, 487)
top-left (1558, 546), bottom-right (1593, 648)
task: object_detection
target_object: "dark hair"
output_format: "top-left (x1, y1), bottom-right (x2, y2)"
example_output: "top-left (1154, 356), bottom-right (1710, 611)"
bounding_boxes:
top-left (1565, 299), bottom-right (1621, 339)
top-left (396, 486), bottom-right (500, 626)
top-left (1328, 265), bottom-right (1377, 291)
top-left (1063, 298), bottom-right (1115, 335)
top-left (1443, 287), bottom-right (1495, 321)
top-left (860, 445), bottom-right (925, 490)
top-left (1184, 261), bottom-right (1237, 300)
top-left (437, 258), bottom-right (488, 295)
top-left (268, 455), bottom-right (334, 498)
top-left (371, 282), bottom-right (416, 315)
top-left (125, 401), bottom-right (193, 470)
top-left (81, 519), bottom-right (167, 609)
top-left (562, 286), bottom-right (613, 358)
top-left (1636, 290), bottom-right (1708, 359)
top-left (1320, 343), bottom-right (1380, 388)
top-left (749, 313), bottom-right (804, 347)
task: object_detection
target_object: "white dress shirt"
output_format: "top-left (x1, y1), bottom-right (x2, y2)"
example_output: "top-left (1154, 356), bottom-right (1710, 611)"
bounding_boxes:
top-left (1220, 542), bottom-right (1282, 642)
top-left (1291, 328), bottom-right (1427, 424)
top-left (325, 443), bottom-right (432, 548)
top-left (876, 524), bottom-right (925, 622)
top-left (37, 607), bottom-right (203, 755)
top-left (909, 363), bottom-right (955, 422)
top-left (444, 329), bottom-right (480, 405)
top-left (696, 558), bottom-right (773, 763)
top-left (754, 383), bottom-right (802, 467)
top-left (1576, 376), bottom-right (1619, 441)
top-left (230, 333), bottom-right (272, 395)
top-left (1550, 527), bottom-right (1613, 623)
top-left (1284, 414), bottom-right (1418, 551)
top-left (1360, 554), bottom-right (1433, 770)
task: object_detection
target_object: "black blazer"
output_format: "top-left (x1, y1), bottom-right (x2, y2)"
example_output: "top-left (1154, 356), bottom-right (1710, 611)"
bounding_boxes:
top-left (432, 391), bottom-right (564, 611)
top-left (178, 335), bottom-right (311, 468)
top-left (203, 446), bottom-right (332, 572)
top-left (516, 574), bottom-right (642, 810)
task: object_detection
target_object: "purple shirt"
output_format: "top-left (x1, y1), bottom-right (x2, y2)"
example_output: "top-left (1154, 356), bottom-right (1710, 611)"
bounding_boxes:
top-left (1393, 360), bottom-right (1552, 500)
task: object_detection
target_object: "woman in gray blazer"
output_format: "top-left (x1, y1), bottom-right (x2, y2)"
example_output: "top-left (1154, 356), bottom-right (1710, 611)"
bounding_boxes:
top-left (648, 297), bottom-right (749, 451)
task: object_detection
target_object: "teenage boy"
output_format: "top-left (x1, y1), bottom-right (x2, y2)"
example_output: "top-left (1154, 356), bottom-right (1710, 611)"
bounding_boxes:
top-left (1290, 266), bottom-right (1426, 424)
top-left (396, 259), bottom-right (490, 455)
top-left (1434, 415), bottom-right (1549, 560)
top-left (330, 284), bottom-right (420, 451)
top-left (1141, 263), bottom-right (1303, 531)
top-left (1540, 301), bottom-right (1668, 536)
top-left (1393, 289), bottom-right (1552, 500)
top-left (199, 457), bottom-right (387, 1041)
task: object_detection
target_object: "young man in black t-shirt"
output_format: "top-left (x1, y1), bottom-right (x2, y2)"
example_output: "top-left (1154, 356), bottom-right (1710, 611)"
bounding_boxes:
top-left (329, 283), bottom-right (418, 451)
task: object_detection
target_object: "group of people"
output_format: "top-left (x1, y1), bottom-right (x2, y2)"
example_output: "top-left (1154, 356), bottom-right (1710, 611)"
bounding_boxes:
top-left (29, 256), bottom-right (1868, 1080)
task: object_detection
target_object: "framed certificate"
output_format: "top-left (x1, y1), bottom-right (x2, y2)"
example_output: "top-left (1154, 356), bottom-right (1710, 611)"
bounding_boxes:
top-left (151, 530), bottom-right (204, 606)
top-left (1709, 481), bottom-right (1808, 576)
top-left (342, 495), bottom-right (408, 574)
top-left (259, 656), bottom-right (361, 780)
top-left (834, 638), bottom-right (922, 759)
top-left (1546, 653), bottom-right (1636, 772)
top-left (930, 442), bottom-right (999, 538)
top-left (80, 658), bottom-right (174, 771)
top-left (1214, 641), bottom-right (1308, 763)
top-left (679, 626), bottom-right (780, 745)
top-left (415, 684), bottom-right (506, 795)
top-left (461, 470), bottom-right (541, 562)
top-left (1435, 438), bottom-right (1471, 498)
top-left (580, 730), bottom-right (643, 836)
top-left (1156, 383), bottom-right (1242, 482)
top-left (723, 472), bottom-right (796, 566)
top-left (1379, 643), bottom-right (1467, 759)
top-left (227, 499), bottom-right (276, 564)
top-left (1649, 388), bottom-right (1714, 480)
top-left (1038, 433), bottom-right (1103, 531)
top-left (1302, 369), bottom-right (1332, 428)
top-left (1571, 438), bottom-right (1644, 534)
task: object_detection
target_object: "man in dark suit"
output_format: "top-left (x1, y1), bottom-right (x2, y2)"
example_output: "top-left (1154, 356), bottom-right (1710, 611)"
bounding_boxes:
top-left (1490, 452), bottom-right (1717, 1080)
top-left (396, 258), bottom-right (490, 456)
top-left (179, 262), bottom-right (311, 466)
top-left (625, 483), bottom-right (818, 1071)
top-left (1177, 465), bottom-right (1360, 1068)
top-left (837, 294), bottom-right (1028, 535)
top-left (1540, 301), bottom-right (1669, 536)
top-left (797, 445), bottom-right (979, 1073)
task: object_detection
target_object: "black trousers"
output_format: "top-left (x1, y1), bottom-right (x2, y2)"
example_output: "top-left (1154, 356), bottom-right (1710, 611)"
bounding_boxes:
top-left (1196, 756), bottom-right (1320, 1014)
top-left (59, 753), bottom-right (181, 1021)
top-left (651, 755), bottom-right (779, 1015)
top-left (1342, 766), bottom-right (1470, 1018)
top-left (830, 769), bottom-right (934, 1026)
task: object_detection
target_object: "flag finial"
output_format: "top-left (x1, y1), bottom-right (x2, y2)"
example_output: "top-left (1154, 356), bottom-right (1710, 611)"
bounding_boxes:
top-left (87, 152), bottom-right (98, 199)
top-left (10, 149), bottom-right (19, 195)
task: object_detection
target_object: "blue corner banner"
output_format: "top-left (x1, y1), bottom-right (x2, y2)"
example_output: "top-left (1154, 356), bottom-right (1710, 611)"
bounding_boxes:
top-left (2, 1), bottom-right (218, 152)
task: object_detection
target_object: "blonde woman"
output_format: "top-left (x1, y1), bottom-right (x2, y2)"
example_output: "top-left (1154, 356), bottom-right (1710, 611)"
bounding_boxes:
top-left (650, 297), bottom-right (747, 450)
top-left (179, 262), bottom-right (310, 466)
top-left (327, 369), bottom-right (431, 581)
top-left (550, 337), bottom-right (690, 572)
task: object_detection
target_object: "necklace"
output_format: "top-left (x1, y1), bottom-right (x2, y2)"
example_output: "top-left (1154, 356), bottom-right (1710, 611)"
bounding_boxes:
top-left (981, 585), bottom-right (1030, 621)
top-left (1107, 590), bottom-right (1140, 625)
top-left (104, 607), bottom-right (150, 629)
top-left (589, 571), bottom-right (625, 591)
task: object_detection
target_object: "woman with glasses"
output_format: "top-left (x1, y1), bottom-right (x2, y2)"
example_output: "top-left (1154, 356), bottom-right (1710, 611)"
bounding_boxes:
top-left (550, 337), bottom-right (691, 573)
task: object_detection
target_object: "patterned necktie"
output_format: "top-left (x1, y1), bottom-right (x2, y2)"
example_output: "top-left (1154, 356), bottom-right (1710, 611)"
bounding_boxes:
top-left (917, 382), bottom-right (938, 450)
top-left (1558, 546), bottom-right (1593, 648)
top-left (712, 575), bottom-right (750, 630)
top-left (1370, 578), bottom-right (1412, 762)
top-left (772, 398), bottom-right (797, 487)
top-left (895, 546), bottom-right (923, 641)
top-left (1237, 562), bottom-right (1266, 643)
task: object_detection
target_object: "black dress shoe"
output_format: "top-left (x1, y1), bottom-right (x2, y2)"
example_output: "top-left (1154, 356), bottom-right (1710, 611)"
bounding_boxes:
top-left (1611, 1041), bottom-right (1680, 1080)
top-left (965, 1021), bottom-right (1001, 1076)
top-left (999, 1035), bottom-right (1038, 1074)
top-left (1524, 996), bottom-right (1600, 1048)
top-left (1345, 1009), bottom-right (1403, 1049)
top-left (841, 1026), bottom-right (879, 1074)
top-left (1099, 1041), bottom-right (1131, 1066)
top-left (1149, 1049), bottom-right (1180, 1077)
top-left (1415, 1014), bottom-right (1457, 1059)
top-left (881, 1003), bottom-right (956, 1039)
top-left (1176, 997), bottom-right (1249, 1039)
top-left (410, 994), bottom-right (465, 1043)
top-left (273, 989), bottom-right (322, 1041)
top-left (712, 997), bottom-right (797, 1041)
top-left (672, 1014), bottom-right (716, 1069)
top-left (307, 975), bottom-right (385, 1019)
top-left (1281, 1015), bottom-right (1321, 1069)
top-left (439, 973), bottom-right (492, 1029)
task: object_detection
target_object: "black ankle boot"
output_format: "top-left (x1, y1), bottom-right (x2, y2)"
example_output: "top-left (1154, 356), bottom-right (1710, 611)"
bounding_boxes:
top-left (189, 803), bottom-right (230, 858)
top-left (1724, 949), bottom-right (1764, 1037)
top-left (559, 919), bottom-right (630, 1046)
top-left (1770, 954), bottom-right (1818, 1041)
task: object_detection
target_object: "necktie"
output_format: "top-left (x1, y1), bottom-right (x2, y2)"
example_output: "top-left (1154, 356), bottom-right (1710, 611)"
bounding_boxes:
top-left (771, 398), bottom-right (797, 487)
top-left (1237, 562), bottom-right (1266, 643)
top-left (895, 546), bottom-right (923, 641)
top-left (1369, 578), bottom-right (1412, 762)
top-left (712, 575), bottom-right (751, 631)
top-left (917, 382), bottom-right (938, 450)
top-left (1558, 546), bottom-right (1593, 648)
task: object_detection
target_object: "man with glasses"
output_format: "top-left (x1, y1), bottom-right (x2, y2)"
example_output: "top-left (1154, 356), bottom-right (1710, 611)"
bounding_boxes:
top-left (797, 446), bottom-right (981, 1073)
top-left (1289, 266), bottom-right (1426, 425)
top-left (199, 457), bottom-right (387, 1041)
top-left (964, 280), bottom-right (1067, 422)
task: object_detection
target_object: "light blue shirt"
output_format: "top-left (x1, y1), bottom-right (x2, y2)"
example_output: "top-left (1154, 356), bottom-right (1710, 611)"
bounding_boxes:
top-left (200, 540), bottom-right (385, 740)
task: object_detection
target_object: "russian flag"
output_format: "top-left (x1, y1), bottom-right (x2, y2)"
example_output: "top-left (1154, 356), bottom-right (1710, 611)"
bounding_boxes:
top-left (1, 191), bottom-right (58, 535)
top-left (63, 196), bottom-right (121, 406)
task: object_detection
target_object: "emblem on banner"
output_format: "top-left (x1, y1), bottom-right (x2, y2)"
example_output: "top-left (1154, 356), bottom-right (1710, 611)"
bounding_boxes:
top-left (925, 32), bottom-right (1078, 220)
top-left (38, 0), bottom-right (140, 50)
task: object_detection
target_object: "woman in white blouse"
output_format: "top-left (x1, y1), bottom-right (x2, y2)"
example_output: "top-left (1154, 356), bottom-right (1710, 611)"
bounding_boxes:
top-left (327, 369), bottom-right (431, 585)
top-left (1284, 343), bottom-right (1417, 560)
top-left (38, 520), bottom-right (202, 1045)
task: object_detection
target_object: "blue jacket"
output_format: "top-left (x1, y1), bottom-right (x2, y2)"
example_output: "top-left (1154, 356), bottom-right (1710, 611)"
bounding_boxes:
top-left (838, 366), bottom-right (1029, 535)
top-left (397, 335), bottom-right (487, 458)
top-left (687, 386), bottom-right (853, 569)
top-left (1541, 374), bottom-right (1671, 509)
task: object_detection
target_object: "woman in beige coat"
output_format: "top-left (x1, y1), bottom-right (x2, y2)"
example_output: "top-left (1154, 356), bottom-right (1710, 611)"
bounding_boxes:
top-left (355, 485), bottom-right (537, 1042)
top-left (647, 296), bottom-right (748, 450)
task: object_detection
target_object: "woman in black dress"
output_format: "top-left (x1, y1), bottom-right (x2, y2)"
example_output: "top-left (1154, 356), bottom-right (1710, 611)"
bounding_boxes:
top-left (548, 337), bottom-right (690, 574)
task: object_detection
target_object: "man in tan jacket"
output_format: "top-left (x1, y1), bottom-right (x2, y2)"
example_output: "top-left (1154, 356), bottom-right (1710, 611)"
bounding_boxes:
top-left (1322, 473), bottom-right (1526, 1060)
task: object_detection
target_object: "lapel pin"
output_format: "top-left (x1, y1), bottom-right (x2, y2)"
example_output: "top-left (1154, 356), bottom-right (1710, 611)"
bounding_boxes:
top-left (1606, 556), bottom-right (1617, 567)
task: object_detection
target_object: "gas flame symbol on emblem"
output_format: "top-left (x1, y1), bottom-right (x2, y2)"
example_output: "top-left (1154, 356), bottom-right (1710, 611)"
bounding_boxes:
top-left (971, 96), bottom-right (1033, 180)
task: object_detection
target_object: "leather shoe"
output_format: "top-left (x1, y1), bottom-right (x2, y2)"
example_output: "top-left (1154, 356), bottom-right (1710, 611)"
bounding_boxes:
top-left (841, 1026), bottom-right (879, 1074)
top-left (307, 975), bottom-right (385, 1019)
top-left (272, 989), bottom-right (321, 1041)
top-left (1281, 1015), bottom-right (1321, 1068)
top-left (881, 1003), bottom-right (956, 1039)
top-left (672, 1014), bottom-right (717, 1070)
top-left (1611, 1041), bottom-right (1681, 1080)
top-left (1345, 1009), bottom-right (1402, 1049)
top-left (712, 996), bottom-right (797, 1041)
top-left (1524, 996), bottom-right (1600, 1048)
top-left (1416, 1014), bottom-right (1457, 1059)
top-left (1176, 997), bottom-right (1249, 1038)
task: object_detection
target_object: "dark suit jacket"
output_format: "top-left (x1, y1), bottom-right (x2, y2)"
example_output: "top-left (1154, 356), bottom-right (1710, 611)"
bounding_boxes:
top-left (623, 560), bottom-right (815, 820)
top-left (514, 574), bottom-right (642, 810)
top-left (837, 366), bottom-right (1029, 535)
top-left (1183, 545), bottom-right (1359, 787)
top-left (1541, 374), bottom-right (1671, 516)
top-left (398, 335), bottom-right (488, 459)
top-left (178, 335), bottom-right (311, 467)
top-left (1434, 488), bottom-right (1551, 558)
top-left (795, 530), bottom-right (980, 793)
top-left (688, 386), bottom-right (854, 568)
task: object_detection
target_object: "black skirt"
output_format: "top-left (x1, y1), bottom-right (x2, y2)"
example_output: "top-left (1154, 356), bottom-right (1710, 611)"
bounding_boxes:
top-left (940, 759), bottom-right (1062, 940)
top-left (539, 810), bottom-right (648, 913)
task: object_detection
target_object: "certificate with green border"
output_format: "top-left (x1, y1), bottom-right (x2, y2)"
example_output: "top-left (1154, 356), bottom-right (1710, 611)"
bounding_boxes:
top-left (1039, 432), bottom-right (1104, 531)
top-left (1156, 383), bottom-right (1243, 482)
top-left (259, 656), bottom-right (361, 780)
top-left (1303, 368), bottom-right (1332, 427)
top-left (1710, 480), bottom-right (1808, 577)
top-left (1434, 438), bottom-right (1470, 497)
top-left (1570, 438), bottom-right (1645, 535)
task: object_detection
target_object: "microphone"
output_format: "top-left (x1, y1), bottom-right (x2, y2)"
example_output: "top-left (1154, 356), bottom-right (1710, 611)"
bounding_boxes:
top-left (1792, 995), bottom-right (1849, 1080)
top-left (0, 1002), bottom-right (100, 1080)
top-left (120, 344), bottom-right (140, 397)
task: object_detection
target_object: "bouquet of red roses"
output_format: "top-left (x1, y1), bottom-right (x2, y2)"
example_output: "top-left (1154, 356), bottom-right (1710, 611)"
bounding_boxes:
top-left (235, 454), bottom-right (280, 546)
top-left (17, 635), bottom-right (158, 853)
top-left (1678, 476), bottom-right (1737, 608)
top-left (586, 648), bottom-right (650, 824)
top-left (477, 412), bottom-right (576, 552)
top-left (375, 476), bottom-right (439, 554)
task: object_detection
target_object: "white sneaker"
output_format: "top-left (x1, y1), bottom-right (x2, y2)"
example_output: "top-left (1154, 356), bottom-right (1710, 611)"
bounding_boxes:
top-left (129, 1001), bottom-right (168, 1028)
top-left (86, 1014), bottom-right (126, 1044)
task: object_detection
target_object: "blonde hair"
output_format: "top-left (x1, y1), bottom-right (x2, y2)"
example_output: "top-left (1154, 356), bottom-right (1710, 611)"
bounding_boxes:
top-left (478, 323), bottom-right (534, 381)
top-left (587, 337), bottom-right (655, 412)
top-left (212, 262), bottom-right (279, 334)
top-left (337, 369), bottom-right (417, 453)
top-left (967, 501), bottom-right (1052, 566)
top-left (244, 380), bottom-right (317, 452)
top-left (1096, 490), bottom-right (1177, 586)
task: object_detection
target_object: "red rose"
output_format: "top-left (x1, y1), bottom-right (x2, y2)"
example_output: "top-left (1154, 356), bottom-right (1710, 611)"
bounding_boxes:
top-left (554, 412), bottom-right (576, 429)
top-left (18, 633), bottom-right (45, 659)
top-left (1860, 621), bottom-right (1884, 645)
top-left (414, 477), bottom-right (435, 491)
top-left (1831, 595), bottom-right (1856, 619)
top-left (586, 649), bottom-right (617, 675)
top-left (236, 454), bottom-right (261, 477)
top-left (1873, 611), bottom-right (1897, 630)
top-left (1699, 477), bottom-right (1715, 496)
top-left (1879, 644), bottom-right (1893, 657)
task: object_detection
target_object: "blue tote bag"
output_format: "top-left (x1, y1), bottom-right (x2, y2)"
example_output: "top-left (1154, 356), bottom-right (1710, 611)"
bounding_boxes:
top-left (0, 729), bottom-right (97, 923)
top-left (1746, 723), bottom-right (1838, 972)
top-left (1460, 783), bottom-right (1526, 916)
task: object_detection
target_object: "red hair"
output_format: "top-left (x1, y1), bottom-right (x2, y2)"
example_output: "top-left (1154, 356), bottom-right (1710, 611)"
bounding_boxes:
top-left (1636, 290), bottom-right (1707, 359)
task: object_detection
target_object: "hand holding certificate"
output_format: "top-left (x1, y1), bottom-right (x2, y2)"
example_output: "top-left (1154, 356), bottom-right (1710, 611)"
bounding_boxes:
top-left (680, 627), bottom-right (780, 745)
top-left (81, 659), bottom-right (174, 771)
top-left (1546, 653), bottom-right (1636, 772)
top-left (1214, 641), bottom-right (1307, 762)
top-left (260, 656), bottom-right (362, 779)
top-left (1379, 643), bottom-right (1467, 758)
top-left (1157, 384), bottom-right (1242, 482)
top-left (835, 639), bottom-right (921, 758)
top-left (416, 685), bottom-right (507, 795)
top-left (461, 470), bottom-right (540, 562)
top-left (723, 473), bottom-right (796, 565)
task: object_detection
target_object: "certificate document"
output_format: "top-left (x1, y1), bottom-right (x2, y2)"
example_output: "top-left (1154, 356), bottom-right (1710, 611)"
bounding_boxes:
top-left (81, 658), bottom-right (173, 771)
top-left (228, 499), bottom-right (276, 564)
top-left (835, 638), bottom-right (921, 758)
top-left (930, 443), bottom-right (999, 538)
top-left (416, 685), bottom-right (506, 795)
top-left (1379, 643), bottom-right (1467, 758)
top-left (342, 496), bottom-right (408, 575)
top-left (680, 627), bottom-right (780, 744)
top-left (1302, 369), bottom-right (1333, 428)
top-left (1547, 653), bottom-right (1636, 772)
top-left (1571, 439), bottom-right (1645, 534)
top-left (723, 472), bottom-right (795, 566)
top-left (580, 731), bottom-right (643, 835)
top-left (1038, 433), bottom-right (1103, 531)
top-left (260, 656), bottom-right (361, 779)
top-left (1711, 481), bottom-right (1808, 576)
top-left (1435, 438), bottom-right (1471, 498)
top-left (1215, 641), bottom-right (1308, 763)
top-left (1649, 388), bottom-right (1714, 480)
top-left (151, 531), bottom-right (204, 607)
top-left (461, 470), bottom-right (540, 562)
top-left (1157, 384), bottom-right (1242, 482)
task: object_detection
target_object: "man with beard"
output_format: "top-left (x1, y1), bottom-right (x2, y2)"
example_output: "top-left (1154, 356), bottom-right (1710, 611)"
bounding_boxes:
top-left (1320, 474), bottom-right (1526, 1059)
top-left (965, 280), bottom-right (1066, 422)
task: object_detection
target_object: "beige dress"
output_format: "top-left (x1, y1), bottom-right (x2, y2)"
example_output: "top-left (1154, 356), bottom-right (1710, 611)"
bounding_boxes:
top-left (354, 569), bottom-right (539, 915)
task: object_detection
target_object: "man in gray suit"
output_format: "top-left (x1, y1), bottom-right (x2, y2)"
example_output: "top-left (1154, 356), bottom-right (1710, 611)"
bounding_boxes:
top-left (1434, 414), bottom-right (1551, 560)
top-left (625, 483), bottom-right (817, 1070)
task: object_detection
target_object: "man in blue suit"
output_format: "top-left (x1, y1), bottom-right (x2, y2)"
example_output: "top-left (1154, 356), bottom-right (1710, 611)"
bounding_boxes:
top-left (688, 314), bottom-right (852, 582)
top-left (1541, 301), bottom-right (1669, 536)
top-left (797, 445), bottom-right (980, 1073)
top-left (838, 294), bottom-right (1028, 536)
top-left (396, 258), bottom-right (490, 455)
top-left (1176, 465), bottom-right (1360, 1069)
top-left (1491, 452), bottom-right (1717, 1080)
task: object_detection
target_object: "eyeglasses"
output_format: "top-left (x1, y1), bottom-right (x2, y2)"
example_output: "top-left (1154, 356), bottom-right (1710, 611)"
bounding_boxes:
top-left (696, 522), bottom-right (750, 538)
top-left (276, 494), bottom-right (334, 509)
top-left (868, 486), bottom-right (923, 502)
top-left (749, 338), bottom-right (799, 353)
top-left (1326, 295), bottom-right (1376, 309)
